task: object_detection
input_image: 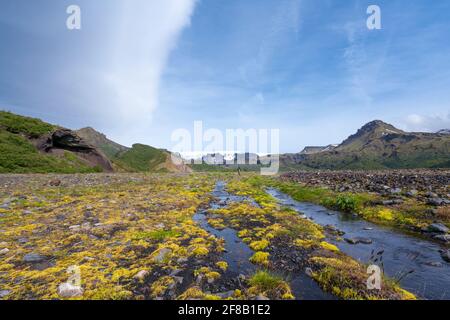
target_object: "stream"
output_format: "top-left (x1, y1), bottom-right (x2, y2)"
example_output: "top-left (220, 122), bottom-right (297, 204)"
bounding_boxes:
top-left (267, 188), bottom-right (450, 300)
top-left (193, 181), bottom-right (334, 300)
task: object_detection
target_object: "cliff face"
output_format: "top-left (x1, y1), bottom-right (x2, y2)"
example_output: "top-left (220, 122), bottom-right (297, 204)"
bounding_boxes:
top-left (35, 129), bottom-right (114, 172)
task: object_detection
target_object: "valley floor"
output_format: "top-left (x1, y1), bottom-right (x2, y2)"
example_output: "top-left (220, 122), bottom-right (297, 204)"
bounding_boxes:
top-left (1, 172), bottom-right (446, 300)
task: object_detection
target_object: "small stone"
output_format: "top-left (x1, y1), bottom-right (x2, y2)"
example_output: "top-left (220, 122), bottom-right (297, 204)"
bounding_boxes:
top-left (427, 198), bottom-right (445, 206)
top-left (363, 227), bottom-right (373, 231)
top-left (49, 179), bottom-right (61, 187)
top-left (173, 276), bottom-right (184, 285)
top-left (344, 238), bottom-right (358, 244)
top-left (0, 241), bottom-right (8, 248)
top-left (406, 190), bottom-right (418, 197)
top-left (151, 248), bottom-right (172, 263)
top-left (177, 257), bottom-right (188, 264)
top-left (81, 222), bottom-right (91, 230)
top-left (169, 269), bottom-right (182, 276)
top-left (390, 188), bottom-right (402, 194)
top-left (0, 290), bottom-right (11, 298)
top-left (23, 253), bottom-right (46, 263)
top-left (433, 234), bottom-right (450, 243)
top-left (133, 270), bottom-right (149, 280)
top-left (425, 261), bottom-right (443, 268)
top-left (427, 223), bottom-right (449, 234)
top-left (344, 237), bottom-right (372, 245)
top-left (216, 290), bottom-right (235, 299)
top-left (69, 225), bottom-right (81, 232)
top-left (0, 248), bottom-right (10, 255)
top-left (426, 192), bottom-right (438, 198)
top-left (356, 238), bottom-right (373, 244)
top-left (305, 267), bottom-right (313, 277)
top-left (81, 256), bottom-right (95, 263)
top-left (441, 250), bottom-right (450, 263)
top-left (58, 283), bottom-right (84, 298)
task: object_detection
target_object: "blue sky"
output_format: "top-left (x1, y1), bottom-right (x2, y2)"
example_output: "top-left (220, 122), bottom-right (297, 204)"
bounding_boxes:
top-left (1, 0), bottom-right (449, 153)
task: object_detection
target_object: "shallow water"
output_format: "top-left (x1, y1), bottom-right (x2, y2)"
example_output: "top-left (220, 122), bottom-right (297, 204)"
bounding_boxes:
top-left (267, 188), bottom-right (450, 300)
top-left (194, 181), bottom-right (333, 300)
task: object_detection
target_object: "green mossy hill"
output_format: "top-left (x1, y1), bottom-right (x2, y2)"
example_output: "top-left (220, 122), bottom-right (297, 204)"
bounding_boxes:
top-left (113, 144), bottom-right (169, 172)
top-left (0, 111), bottom-right (54, 138)
top-left (0, 111), bottom-right (102, 173)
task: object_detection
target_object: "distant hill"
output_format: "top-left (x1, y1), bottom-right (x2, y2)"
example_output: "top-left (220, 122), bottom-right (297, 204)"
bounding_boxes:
top-left (299, 145), bottom-right (338, 155)
top-left (0, 111), bottom-right (112, 173)
top-left (0, 111), bottom-right (190, 174)
top-left (284, 120), bottom-right (450, 169)
top-left (77, 127), bottom-right (191, 173)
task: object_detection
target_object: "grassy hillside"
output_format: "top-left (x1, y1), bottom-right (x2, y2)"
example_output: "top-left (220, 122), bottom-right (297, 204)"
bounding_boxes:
top-left (0, 111), bottom-right (102, 173)
top-left (0, 111), bottom-right (55, 138)
top-left (113, 144), bottom-right (169, 172)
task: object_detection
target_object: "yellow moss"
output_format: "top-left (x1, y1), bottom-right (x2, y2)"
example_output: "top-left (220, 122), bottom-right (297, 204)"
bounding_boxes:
top-left (191, 245), bottom-right (209, 256)
top-left (293, 239), bottom-right (314, 248)
top-left (396, 288), bottom-right (417, 300)
top-left (242, 237), bottom-right (252, 243)
top-left (216, 261), bottom-right (228, 272)
top-left (206, 271), bottom-right (221, 281)
top-left (208, 218), bottom-right (226, 230)
top-left (320, 241), bottom-right (340, 252)
top-left (281, 292), bottom-right (295, 300)
top-left (378, 208), bottom-right (394, 221)
top-left (249, 251), bottom-right (270, 266)
top-left (194, 267), bottom-right (211, 277)
top-left (237, 229), bottom-right (250, 238)
top-left (178, 286), bottom-right (221, 300)
top-left (111, 268), bottom-right (135, 282)
top-left (150, 276), bottom-right (175, 298)
top-left (249, 240), bottom-right (269, 251)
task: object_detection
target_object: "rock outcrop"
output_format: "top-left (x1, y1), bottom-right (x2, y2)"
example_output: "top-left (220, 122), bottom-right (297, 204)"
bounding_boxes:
top-left (36, 129), bottom-right (113, 172)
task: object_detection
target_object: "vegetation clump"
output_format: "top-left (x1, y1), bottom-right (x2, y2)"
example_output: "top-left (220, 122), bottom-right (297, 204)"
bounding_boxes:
top-left (248, 271), bottom-right (294, 300)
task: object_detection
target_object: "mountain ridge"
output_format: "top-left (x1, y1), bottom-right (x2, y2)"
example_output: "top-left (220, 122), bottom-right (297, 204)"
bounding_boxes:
top-left (283, 120), bottom-right (450, 169)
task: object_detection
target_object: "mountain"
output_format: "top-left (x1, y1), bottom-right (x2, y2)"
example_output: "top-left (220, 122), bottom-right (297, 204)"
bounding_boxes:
top-left (0, 111), bottom-right (113, 173)
top-left (77, 127), bottom-right (191, 173)
top-left (299, 145), bottom-right (338, 155)
top-left (437, 129), bottom-right (450, 135)
top-left (76, 127), bottom-right (128, 159)
top-left (285, 120), bottom-right (450, 169)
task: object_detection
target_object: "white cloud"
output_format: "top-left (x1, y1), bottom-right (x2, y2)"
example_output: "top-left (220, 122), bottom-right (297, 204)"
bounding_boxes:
top-left (103, 0), bottom-right (197, 126)
top-left (403, 113), bottom-right (450, 132)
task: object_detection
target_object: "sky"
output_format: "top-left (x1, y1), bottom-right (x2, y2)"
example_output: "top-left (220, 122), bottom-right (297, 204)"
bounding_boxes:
top-left (0, 0), bottom-right (449, 153)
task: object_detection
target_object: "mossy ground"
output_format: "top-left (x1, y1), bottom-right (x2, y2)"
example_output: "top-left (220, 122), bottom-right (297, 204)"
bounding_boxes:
top-left (0, 173), bottom-right (415, 300)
